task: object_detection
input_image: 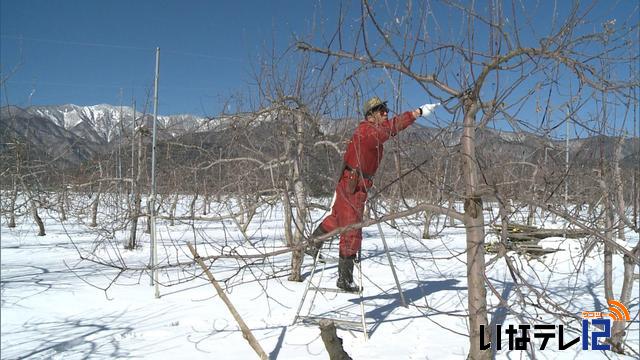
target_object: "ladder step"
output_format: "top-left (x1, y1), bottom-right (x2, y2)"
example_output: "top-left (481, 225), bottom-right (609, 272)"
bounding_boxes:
top-left (312, 256), bottom-right (338, 264)
top-left (309, 285), bottom-right (360, 294)
top-left (298, 315), bottom-right (366, 330)
top-left (294, 240), bottom-right (368, 340)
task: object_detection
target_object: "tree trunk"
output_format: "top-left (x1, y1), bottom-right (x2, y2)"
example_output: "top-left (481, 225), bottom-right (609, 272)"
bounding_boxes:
top-left (128, 181), bottom-right (141, 250)
top-left (90, 191), bottom-right (100, 228)
top-left (128, 129), bottom-right (145, 249)
top-left (422, 181), bottom-right (436, 239)
top-left (31, 196), bottom-right (45, 236)
top-left (90, 163), bottom-right (103, 228)
top-left (527, 166), bottom-right (540, 226)
top-left (203, 181), bottom-right (210, 215)
top-left (58, 187), bottom-right (67, 222)
top-left (388, 151), bottom-right (404, 228)
top-left (598, 177), bottom-right (616, 301)
top-left (448, 199), bottom-right (456, 226)
top-left (190, 193), bottom-right (198, 219)
top-left (169, 193), bottom-right (178, 226)
top-left (598, 171), bottom-right (636, 354)
top-left (128, 191), bottom-right (141, 249)
top-left (8, 176), bottom-right (17, 228)
top-left (634, 169), bottom-right (638, 229)
top-left (241, 201), bottom-right (256, 233)
top-left (613, 138), bottom-right (626, 240)
top-left (145, 197), bottom-right (152, 234)
top-left (422, 210), bottom-right (435, 239)
top-left (234, 195), bottom-right (257, 234)
top-left (461, 99), bottom-right (490, 360)
top-left (319, 320), bottom-right (352, 360)
top-left (604, 240), bottom-right (614, 302)
top-left (609, 243), bottom-right (640, 353)
top-left (288, 112), bottom-right (308, 282)
top-left (282, 184), bottom-right (294, 247)
top-left (17, 175), bottom-right (45, 235)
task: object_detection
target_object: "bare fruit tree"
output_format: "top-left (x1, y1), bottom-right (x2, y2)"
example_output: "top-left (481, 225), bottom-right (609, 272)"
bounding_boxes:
top-left (297, 1), bottom-right (639, 358)
top-left (2, 2), bottom-right (636, 358)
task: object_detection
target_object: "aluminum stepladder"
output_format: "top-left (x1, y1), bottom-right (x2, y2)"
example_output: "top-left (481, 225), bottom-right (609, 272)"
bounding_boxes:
top-left (292, 239), bottom-right (369, 340)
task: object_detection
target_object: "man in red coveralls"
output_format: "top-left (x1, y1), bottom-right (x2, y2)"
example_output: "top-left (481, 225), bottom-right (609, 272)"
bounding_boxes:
top-left (306, 97), bottom-right (439, 292)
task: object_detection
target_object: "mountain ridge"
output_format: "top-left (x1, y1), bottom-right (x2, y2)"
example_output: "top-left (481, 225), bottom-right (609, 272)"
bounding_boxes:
top-left (1, 104), bottom-right (637, 171)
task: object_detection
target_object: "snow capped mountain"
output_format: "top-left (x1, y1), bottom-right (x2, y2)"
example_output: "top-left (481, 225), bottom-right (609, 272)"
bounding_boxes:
top-left (25, 104), bottom-right (214, 144)
top-left (0, 103), bottom-right (230, 165)
top-left (27, 104), bottom-right (134, 143)
top-left (2, 103), bottom-right (637, 172)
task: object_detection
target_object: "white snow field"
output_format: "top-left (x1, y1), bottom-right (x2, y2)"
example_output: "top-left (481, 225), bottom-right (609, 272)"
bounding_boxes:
top-left (1, 197), bottom-right (638, 359)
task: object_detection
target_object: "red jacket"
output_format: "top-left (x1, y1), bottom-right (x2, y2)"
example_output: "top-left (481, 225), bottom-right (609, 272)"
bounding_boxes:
top-left (343, 111), bottom-right (417, 177)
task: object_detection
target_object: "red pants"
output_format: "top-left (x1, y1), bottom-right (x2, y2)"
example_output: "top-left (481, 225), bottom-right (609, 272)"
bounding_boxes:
top-left (318, 170), bottom-right (371, 257)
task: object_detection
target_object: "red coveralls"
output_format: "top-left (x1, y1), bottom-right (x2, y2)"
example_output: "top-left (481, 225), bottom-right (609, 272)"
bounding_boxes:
top-left (318, 111), bottom-right (418, 257)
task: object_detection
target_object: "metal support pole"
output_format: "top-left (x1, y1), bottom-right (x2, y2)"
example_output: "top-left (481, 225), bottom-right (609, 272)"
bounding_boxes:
top-left (131, 101), bottom-right (136, 198)
top-left (565, 110), bottom-right (569, 210)
top-left (150, 47), bottom-right (160, 298)
top-left (634, 71), bottom-right (639, 228)
top-left (118, 88), bottom-right (123, 197)
top-left (564, 109), bottom-right (570, 238)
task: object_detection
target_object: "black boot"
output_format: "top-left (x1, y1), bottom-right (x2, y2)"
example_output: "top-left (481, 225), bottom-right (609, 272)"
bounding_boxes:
top-left (336, 255), bottom-right (361, 293)
top-left (304, 225), bottom-right (327, 261)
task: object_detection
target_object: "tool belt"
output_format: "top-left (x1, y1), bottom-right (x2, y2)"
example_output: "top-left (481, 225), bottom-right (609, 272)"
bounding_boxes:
top-left (344, 164), bottom-right (374, 193)
top-left (344, 164), bottom-right (374, 180)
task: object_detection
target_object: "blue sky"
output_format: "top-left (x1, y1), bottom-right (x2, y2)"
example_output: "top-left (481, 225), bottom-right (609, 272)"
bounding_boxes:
top-left (1, 0), bottom-right (321, 115)
top-left (1, 0), bottom-right (638, 138)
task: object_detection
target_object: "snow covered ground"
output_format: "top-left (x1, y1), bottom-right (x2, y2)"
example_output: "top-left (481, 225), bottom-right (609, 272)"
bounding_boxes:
top-left (1, 199), bottom-right (638, 359)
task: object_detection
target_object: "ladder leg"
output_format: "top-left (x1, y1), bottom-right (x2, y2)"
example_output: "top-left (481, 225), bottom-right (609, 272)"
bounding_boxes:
top-left (294, 240), bottom-right (368, 339)
top-left (376, 221), bottom-right (406, 307)
top-left (292, 247), bottom-right (322, 325)
top-left (307, 249), bottom-right (329, 314)
top-left (356, 252), bottom-right (368, 341)
top-left (292, 240), bottom-right (333, 325)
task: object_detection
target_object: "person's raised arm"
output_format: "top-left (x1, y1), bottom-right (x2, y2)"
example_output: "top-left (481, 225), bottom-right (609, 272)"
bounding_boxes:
top-left (388, 103), bottom-right (440, 136)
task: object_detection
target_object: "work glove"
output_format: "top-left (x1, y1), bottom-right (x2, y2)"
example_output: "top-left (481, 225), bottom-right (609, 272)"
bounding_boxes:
top-left (418, 103), bottom-right (440, 117)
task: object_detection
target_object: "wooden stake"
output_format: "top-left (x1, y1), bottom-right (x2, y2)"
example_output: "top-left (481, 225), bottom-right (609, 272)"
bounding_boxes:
top-left (187, 242), bottom-right (268, 360)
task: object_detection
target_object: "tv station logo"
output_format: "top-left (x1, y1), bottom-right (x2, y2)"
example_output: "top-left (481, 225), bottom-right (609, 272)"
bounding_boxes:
top-left (582, 300), bottom-right (631, 321)
top-left (480, 300), bottom-right (631, 351)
